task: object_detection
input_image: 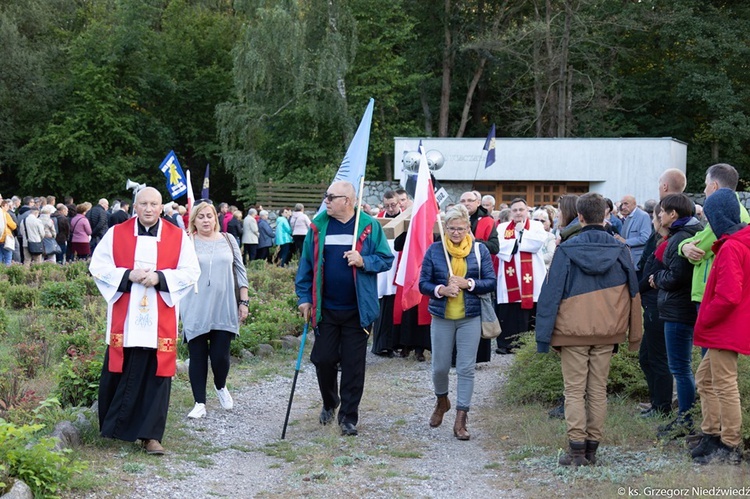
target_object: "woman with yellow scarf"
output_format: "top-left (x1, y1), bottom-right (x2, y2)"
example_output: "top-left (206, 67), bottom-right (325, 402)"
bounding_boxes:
top-left (419, 205), bottom-right (496, 440)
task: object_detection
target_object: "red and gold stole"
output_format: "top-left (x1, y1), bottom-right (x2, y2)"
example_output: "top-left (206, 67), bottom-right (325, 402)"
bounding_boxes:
top-left (108, 219), bottom-right (182, 377)
top-left (503, 218), bottom-right (534, 309)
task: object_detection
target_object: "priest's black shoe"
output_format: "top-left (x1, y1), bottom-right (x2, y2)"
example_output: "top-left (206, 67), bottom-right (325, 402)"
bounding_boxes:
top-left (340, 421), bottom-right (358, 436)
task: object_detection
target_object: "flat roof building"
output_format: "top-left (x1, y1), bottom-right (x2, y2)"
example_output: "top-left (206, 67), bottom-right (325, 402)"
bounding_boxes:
top-left (394, 137), bottom-right (687, 206)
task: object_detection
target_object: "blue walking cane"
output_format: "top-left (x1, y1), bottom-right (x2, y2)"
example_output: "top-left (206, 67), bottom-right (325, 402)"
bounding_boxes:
top-left (281, 319), bottom-right (310, 439)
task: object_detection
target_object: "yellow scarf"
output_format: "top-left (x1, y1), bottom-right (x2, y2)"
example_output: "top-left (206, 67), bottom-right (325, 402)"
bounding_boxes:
top-left (444, 234), bottom-right (472, 319)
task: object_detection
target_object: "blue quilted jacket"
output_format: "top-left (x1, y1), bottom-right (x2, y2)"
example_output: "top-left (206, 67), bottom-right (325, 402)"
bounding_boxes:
top-left (419, 241), bottom-right (496, 319)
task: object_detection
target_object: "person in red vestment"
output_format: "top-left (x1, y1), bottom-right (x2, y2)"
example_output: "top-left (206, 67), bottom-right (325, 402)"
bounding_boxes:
top-left (90, 187), bottom-right (200, 455)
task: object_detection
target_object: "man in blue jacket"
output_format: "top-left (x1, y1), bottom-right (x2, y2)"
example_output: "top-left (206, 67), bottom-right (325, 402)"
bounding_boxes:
top-left (296, 181), bottom-right (394, 436)
top-left (536, 192), bottom-right (643, 466)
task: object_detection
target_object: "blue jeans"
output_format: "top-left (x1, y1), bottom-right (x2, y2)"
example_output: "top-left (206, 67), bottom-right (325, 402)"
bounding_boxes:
top-left (664, 321), bottom-right (695, 414)
top-left (1, 247), bottom-right (12, 266)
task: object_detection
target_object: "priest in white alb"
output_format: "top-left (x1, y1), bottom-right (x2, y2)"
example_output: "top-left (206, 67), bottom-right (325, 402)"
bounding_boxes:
top-left (495, 197), bottom-right (547, 355)
top-left (89, 187), bottom-right (200, 455)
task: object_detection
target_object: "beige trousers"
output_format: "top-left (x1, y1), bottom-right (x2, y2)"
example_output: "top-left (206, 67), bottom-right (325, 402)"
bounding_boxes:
top-left (696, 348), bottom-right (742, 447)
top-left (561, 344), bottom-right (614, 442)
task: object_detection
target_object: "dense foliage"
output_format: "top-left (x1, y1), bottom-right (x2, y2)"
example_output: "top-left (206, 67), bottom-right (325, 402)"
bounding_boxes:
top-left (2, 0), bottom-right (749, 203)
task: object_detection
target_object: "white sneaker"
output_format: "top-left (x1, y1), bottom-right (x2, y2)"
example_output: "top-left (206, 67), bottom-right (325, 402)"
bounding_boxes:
top-left (215, 386), bottom-right (234, 410)
top-left (187, 403), bottom-right (206, 419)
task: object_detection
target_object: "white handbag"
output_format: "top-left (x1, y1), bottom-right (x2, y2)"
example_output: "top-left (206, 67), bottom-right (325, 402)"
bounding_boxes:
top-left (4, 234), bottom-right (15, 251)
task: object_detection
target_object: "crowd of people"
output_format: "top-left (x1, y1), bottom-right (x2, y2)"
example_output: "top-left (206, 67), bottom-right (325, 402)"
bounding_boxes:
top-left (356, 163), bottom-right (748, 467)
top-left (14, 164), bottom-right (747, 467)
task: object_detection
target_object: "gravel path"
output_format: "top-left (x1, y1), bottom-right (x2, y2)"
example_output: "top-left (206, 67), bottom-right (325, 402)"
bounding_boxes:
top-left (127, 348), bottom-right (526, 498)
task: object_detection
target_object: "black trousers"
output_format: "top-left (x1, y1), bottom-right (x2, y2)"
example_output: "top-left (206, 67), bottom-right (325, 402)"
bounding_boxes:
top-left (639, 304), bottom-right (673, 412)
top-left (495, 302), bottom-right (536, 349)
top-left (310, 308), bottom-right (368, 425)
top-left (187, 330), bottom-right (233, 404)
top-left (99, 347), bottom-right (171, 442)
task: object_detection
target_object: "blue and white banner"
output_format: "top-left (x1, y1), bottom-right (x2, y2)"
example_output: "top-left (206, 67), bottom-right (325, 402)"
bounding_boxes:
top-left (318, 98), bottom-right (375, 213)
top-left (159, 150), bottom-right (187, 199)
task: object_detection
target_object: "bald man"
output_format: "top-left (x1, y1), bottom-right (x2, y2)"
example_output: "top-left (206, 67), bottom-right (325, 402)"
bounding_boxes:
top-left (614, 195), bottom-right (652, 276)
top-left (296, 181), bottom-right (394, 436)
top-left (90, 187), bottom-right (201, 455)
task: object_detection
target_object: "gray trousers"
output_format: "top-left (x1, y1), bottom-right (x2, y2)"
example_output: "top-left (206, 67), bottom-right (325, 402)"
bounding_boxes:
top-left (430, 315), bottom-right (481, 411)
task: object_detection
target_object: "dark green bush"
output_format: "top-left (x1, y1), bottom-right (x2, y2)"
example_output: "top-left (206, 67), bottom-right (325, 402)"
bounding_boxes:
top-left (39, 281), bottom-right (86, 309)
top-left (3, 265), bottom-right (26, 285)
top-left (5, 285), bottom-right (38, 309)
top-left (503, 332), bottom-right (648, 405)
top-left (0, 421), bottom-right (87, 497)
top-left (63, 261), bottom-right (90, 281)
top-left (56, 353), bottom-right (102, 408)
top-left (74, 275), bottom-right (98, 297)
top-left (0, 308), bottom-right (8, 335)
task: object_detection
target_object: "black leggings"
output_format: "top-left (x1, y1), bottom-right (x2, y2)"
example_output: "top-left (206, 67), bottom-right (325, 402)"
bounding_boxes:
top-left (187, 330), bottom-right (233, 404)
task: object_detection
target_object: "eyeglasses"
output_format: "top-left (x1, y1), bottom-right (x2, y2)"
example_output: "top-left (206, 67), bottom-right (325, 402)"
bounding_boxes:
top-left (195, 198), bottom-right (213, 206)
top-left (323, 193), bottom-right (347, 202)
top-left (446, 227), bottom-right (468, 233)
top-left (383, 202), bottom-right (399, 209)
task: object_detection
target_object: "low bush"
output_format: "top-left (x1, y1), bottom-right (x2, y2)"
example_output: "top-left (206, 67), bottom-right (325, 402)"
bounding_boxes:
top-left (55, 352), bottom-right (102, 408)
top-left (0, 421), bottom-right (87, 497)
top-left (3, 265), bottom-right (26, 285)
top-left (63, 261), bottom-right (90, 281)
top-left (503, 332), bottom-right (648, 405)
top-left (39, 281), bottom-right (86, 309)
top-left (5, 285), bottom-right (38, 309)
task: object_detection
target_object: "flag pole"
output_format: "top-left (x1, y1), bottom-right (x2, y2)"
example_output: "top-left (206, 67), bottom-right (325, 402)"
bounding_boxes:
top-left (436, 212), bottom-right (454, 278)
top-left (351, 175), bottom-right (366, 251)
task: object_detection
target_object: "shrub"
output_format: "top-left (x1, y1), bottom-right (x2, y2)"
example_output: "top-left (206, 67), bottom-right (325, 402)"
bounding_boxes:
top-left (0, 308), bottom-right (9, 335)
top-left (5, 285), bottom-right (38, 309)
top-left (63, 261), bottom-right (90, 281)
top-left (15, 340), bottom-right (49, 378)
top-left (0, 421), bottom-right (87, 497)
top-left (39, 281), bottom-right (86, 309)
top-left (3, 265), bottom-right (26, 285)
top-left (503, 333), bottom-right (565, 405)
top-left (56, 353), bottom-right (102, 408)
top-left (503, 332), bottom-right (648, 405)
top-left (74, 275), bottom-right (99, 297)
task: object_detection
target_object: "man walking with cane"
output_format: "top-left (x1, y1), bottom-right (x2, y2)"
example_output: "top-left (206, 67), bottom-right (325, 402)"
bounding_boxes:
top-left (295, 181), bottom-right (393, 436)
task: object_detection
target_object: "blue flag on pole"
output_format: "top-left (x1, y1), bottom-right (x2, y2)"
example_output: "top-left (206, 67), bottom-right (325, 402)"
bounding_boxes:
top-left (318, 98), bottom-right (375, 213)
top-left (201, 164), bottom-right (210, 200)
top-left (483, 124), bottom-right (496, 168)
top-left (159, 150), bottom-right (187, 199)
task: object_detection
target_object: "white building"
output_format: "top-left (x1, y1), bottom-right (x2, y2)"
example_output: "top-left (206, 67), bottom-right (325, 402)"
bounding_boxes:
top-left (394, 137), bottom-right (687, 206)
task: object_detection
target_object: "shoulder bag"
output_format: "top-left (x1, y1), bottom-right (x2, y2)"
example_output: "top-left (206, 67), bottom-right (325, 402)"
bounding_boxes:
top-left (474, 243), bottom-right (501, 340)
top-left (222, 233), bottom-right (241, 304)
top-left (43, 237), bottom-right (62, 256)
top-left (23, 220), bottom-right (44, 255)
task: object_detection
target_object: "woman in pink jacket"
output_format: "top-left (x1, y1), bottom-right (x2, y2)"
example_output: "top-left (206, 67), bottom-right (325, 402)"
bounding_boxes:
top-left (69, 202), bottom-right (93, 260)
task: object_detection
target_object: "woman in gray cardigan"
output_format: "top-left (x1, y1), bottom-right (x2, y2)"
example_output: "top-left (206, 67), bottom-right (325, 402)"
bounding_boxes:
top-left (181, 201), bottom-right (250, 419)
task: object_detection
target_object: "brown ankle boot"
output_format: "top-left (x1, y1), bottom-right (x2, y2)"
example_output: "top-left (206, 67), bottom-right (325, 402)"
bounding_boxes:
top-left (453, 409), bottom-right (470, 440)
top-left (585, 440), bottom-right (599, 465)
top-left (429, 395), bottom-right (451, 428)
top-left (559, 441), bottom-right (589, 466)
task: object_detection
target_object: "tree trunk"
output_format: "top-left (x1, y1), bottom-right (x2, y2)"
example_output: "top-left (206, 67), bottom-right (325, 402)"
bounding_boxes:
top-left (421, 89), bottom-right (433, 136)
top-left (456, 57), bottom-right (487, 138)
top-left (556, 0), bottom-right (572, 137)
top-left (438, 0), bottom-right (453, 137)
top-left (381, 106), bottom-right (392, 181)
top-left (544, 0), bottom-right (556, 137)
